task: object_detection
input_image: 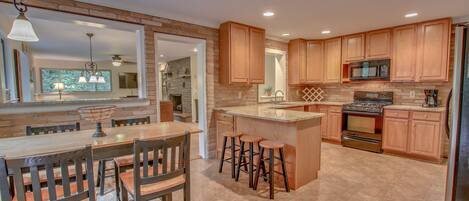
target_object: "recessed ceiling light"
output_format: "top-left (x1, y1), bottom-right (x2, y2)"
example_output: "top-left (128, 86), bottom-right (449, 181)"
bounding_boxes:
top-left (282, 33), bottom-right (290, 36)
top-left (405, 12), bottom-right (419, 18)
top-left (263, 11), bottom-right (275, 17)
top-left (159, 54), bottom-right (164, 58)
top-left (193, 48), bottom-right (198, 52)
top-left (321, 30), bottom-right (331, 34)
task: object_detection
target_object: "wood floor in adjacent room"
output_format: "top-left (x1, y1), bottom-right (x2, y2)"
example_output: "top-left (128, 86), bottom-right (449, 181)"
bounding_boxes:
top-left (99, 143), bottom-right (447, 201)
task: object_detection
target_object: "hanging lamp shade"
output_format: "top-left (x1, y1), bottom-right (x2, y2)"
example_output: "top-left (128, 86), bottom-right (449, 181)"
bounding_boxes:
top-left (8, 2), bottom-right (39, 42)
top-left (97, 76), bottom-right (106, 83)
top-left (78, 76), bottom-right (87, 83)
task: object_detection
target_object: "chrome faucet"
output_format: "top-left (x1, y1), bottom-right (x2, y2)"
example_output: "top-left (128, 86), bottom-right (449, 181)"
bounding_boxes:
top-left (274, 90), bottom-right (285, 104)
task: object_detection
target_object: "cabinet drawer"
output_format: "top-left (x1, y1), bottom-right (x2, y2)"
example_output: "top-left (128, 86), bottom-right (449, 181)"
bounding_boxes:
top-left (384, 110), bottom-right (409, 119)
top-left (412, 112), bottom-right (441, 121)
top-left (216, 112), bottom-right (234, 122)
top-left (328, 106), bottom-right (342, 113)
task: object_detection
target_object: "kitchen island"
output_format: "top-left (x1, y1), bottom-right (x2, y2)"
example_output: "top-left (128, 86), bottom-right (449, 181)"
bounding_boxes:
top-left (215, 104), bottom-right (325, 189)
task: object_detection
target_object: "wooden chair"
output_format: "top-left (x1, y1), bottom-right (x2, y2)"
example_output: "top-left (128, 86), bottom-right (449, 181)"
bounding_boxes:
top-left (96, 117), bottom-right (151, 197)
top-left (119, 131), bottom-right (191, 201)
top-left (26, 123), bottom-right (80, 136)
top-left (0, 145), bottom-right (96, 201)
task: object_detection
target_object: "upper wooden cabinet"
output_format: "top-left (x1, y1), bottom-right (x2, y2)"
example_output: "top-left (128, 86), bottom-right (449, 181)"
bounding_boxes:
top-left (306, 41), bottom-right (324, 83)
top-left (324, 38), bottom-right (342, 83)
top-left (416, 19), bottom-right (451, 82)
top-left (366, 29), bottom-right (392, 59)
top-left (391, 24), bottom-right (418, 82)
top-left (288, 39), bottom-right (307, 85)
top-left (219, 22), bottom-right (265, 84)
top-left (342, 34), bottom-right (365, 63)
top-left (249, 28), bottom-right (266, 84)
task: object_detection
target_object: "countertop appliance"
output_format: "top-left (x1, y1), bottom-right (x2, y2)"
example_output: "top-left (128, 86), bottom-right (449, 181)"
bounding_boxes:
top-left (423, 89), bottom-right (439, 107)
top-left (349, 59), bottom-right (390, 81)
top-left (446, 24), bottom-right (469, 201)
top-left (341, 91), bottom-right (393, 153)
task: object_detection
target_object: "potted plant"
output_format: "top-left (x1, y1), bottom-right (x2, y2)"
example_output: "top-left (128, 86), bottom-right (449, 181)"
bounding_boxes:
top-left (264, 86), bottom-right (273, 96)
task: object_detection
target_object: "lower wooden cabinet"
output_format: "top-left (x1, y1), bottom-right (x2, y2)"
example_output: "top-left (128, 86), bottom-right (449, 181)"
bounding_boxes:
top-left (408, 120), bottom-right (441, 158)
top-left (383, 109), bottom-right (444, 162)
top-left (215, 111), bottom-right (234, 158)
top-left (311, 105), bottom-right (342, 142)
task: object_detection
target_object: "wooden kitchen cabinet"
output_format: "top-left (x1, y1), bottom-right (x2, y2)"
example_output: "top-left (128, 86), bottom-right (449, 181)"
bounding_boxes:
top-left (319, 107), bottom-right (328, 138)
top-left (306, 40), bottom-right (324, 83)
top-left (383, 117), bottom-right (409, 153)
top-left (288, 39), bottom-right (307, 85)
top-left (409, 120), bottom-right (441, 158)
top-left (249, 27), bottom-right (266, 83)
top-left (216, 111), bottom-right (234, 158)
top-left (327, 112), bottom-right (342, 142)
top-left (383, 109), bottom-right (444, 162)
top-left (219, 22), bottom-right (265, 84)
top-left (342, 33), bottom-right (365, 63)
top-left (416, 18), bottom-right (451, 82)
top-left (391, 24), bottom-right (418, 82)
top-left (366, 29), bottom-right (392, 59)
top-left (323, 38), bottom-right (342, 83)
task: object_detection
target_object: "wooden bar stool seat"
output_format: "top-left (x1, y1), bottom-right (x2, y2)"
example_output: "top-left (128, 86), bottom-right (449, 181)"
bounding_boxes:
top-left (219, 131), bottom-right (248, 179)
top-left (254, 140), bottom-right (289, 199)
top-left (259, 140), bottom-right (285, 149)
top-left (235, 134), bottom-right (266, 188)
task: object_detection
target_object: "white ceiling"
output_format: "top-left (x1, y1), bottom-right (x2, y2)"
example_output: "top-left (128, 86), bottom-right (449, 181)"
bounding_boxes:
top-left (157, 40), bottom-right (197, 63)
top-left (0, 3), bottom-right (140, 62)
top-left (79, 0), bottom-right (469, 39)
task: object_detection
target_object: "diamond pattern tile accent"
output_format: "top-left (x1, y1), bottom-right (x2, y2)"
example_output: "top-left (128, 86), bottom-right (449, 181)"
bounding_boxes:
top-left (302, 87), bottom-right (325, 102)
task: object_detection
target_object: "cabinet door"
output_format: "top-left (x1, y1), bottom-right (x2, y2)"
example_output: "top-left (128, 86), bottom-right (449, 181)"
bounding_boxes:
top-left (366, 29), bottom-right (391, 59)
top-left (416, 19), bottom-right (450, 82)
top-left (383, 118), bottom-right (409, 153)
top-left (230, 23), bottom-right (250, 83)
top-left (327, 112), bottom-right (342, 142)
top-left (409, 120), bottom-right (441, 158)
top-left (249, 27), bottom-right (265, 84)
top-left (319, 107), bottom-right (328, 138)
top-left (323, 38), bottom-right (342, 83)
top-left (306, 41), bottom-right (324, 83)
top-left (391, 25), bottom-right (418, 82)
top-left (288, 39), bottom-right (307, 85)
top-left (342, 34), bottom-right (365, 62)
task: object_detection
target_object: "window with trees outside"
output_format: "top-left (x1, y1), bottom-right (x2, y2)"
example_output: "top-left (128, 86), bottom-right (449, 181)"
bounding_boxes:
top-left (41, 69), bottom-right (111, 93)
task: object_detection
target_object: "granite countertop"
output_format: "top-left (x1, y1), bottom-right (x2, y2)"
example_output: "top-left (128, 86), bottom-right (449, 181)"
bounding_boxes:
top-left (216, 104), bottom-right (325, 123)
top-left (384, 105), bottom-right (447, 112)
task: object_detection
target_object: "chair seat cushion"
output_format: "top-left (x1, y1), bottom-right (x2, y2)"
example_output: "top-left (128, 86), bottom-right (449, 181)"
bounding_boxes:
top-left (22, 165), bottom-right (86, 186)
top-left (13, 181), bottom-right (89, 201)
top-left (119, 168), bottom-right (185, 196)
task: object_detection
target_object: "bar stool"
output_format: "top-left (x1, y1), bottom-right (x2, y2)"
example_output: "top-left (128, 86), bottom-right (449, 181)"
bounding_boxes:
top-left (235, 134), bottom-right (266, 188)
top-left (254, 140), bottom-right (290, 199)
top-left (219, 131), bottom-right (247, 178)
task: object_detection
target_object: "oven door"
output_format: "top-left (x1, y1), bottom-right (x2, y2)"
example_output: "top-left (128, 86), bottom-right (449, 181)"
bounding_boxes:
top-left (346, 114), bottom-right (377, 133)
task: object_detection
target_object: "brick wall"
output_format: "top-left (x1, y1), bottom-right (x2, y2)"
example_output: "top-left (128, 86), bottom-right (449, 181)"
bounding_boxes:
top-left (164, 57), bottom-right (192, 114)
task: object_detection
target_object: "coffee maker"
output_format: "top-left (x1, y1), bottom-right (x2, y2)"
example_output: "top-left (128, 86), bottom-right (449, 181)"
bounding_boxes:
top-left (423, 89), bottom-right (439, 107)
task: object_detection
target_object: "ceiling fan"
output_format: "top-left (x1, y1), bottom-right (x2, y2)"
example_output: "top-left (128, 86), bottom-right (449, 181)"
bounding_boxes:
top-left (111, 55), bottom-right (136, 67)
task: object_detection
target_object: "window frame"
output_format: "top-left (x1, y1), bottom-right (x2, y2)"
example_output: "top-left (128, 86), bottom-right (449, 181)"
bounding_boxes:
top-left (39, 67), bottom-right (113, 94)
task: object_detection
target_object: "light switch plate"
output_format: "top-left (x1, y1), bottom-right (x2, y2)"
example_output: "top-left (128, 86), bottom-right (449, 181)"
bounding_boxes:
top-left (410, 90), bottom-right (416, 98)
top-left (238, 91), bottom-right (242, 99)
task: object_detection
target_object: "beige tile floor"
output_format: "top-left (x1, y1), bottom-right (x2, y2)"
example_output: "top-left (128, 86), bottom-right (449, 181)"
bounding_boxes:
top-left (99, 142), bottom-right (447, 201)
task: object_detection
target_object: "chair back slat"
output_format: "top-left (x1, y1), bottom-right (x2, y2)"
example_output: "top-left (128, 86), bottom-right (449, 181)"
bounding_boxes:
top-left (111, 116), bottom-right (150, 127)
top-left (0, 159), bottom-right (11, 201)
top-left (26, 123), bottom-right (80, 136)
top-left (132, 131), bottom-right (190, 197)
top-left (45, 164), bottom-right (57, 200)
top-left (30, 166), bottom-right (42, 201)
top-left (0, 146), bottom-right (95, 201)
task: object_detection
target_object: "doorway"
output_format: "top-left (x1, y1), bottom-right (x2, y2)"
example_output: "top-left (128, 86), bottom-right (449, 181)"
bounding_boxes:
top-left (155, 33), bottom-right (208, 159)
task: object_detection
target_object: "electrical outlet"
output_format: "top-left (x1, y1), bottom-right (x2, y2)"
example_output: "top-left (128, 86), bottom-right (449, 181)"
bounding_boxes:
top-left (296, 89), bottom-right (300, 96)
top-left (238, 91), bottom-right (242, 99)
top-left (409, 90), bottom-right (416, 98)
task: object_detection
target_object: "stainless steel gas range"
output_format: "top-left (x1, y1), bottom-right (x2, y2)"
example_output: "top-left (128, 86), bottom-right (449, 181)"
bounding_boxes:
top-left (341, 91), bottom-right (393, 153)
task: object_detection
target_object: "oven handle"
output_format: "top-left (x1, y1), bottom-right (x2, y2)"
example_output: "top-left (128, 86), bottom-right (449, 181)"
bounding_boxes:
top-left (342, 110), bottom-right (382, 116)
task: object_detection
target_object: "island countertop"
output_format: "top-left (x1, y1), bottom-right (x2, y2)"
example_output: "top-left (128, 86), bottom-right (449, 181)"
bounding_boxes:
top-left (215, 104), bottom-right (326, 123)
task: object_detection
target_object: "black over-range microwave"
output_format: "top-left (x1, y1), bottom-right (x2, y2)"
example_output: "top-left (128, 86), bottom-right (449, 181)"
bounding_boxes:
top-left (349, 59), bottom-right (390, 81)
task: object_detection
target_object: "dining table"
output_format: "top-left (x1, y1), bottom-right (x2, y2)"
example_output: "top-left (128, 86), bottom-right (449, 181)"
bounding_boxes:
top-left (0, 121), bottom-right (202, 160)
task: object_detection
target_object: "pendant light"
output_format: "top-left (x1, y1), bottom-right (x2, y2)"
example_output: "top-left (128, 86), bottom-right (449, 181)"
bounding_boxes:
top-left (112, 55), bottom-right (123, 67)
top-left (8, 0), bottom-right (39, 42)
top-left (79, 33), bottom-right (105, 84)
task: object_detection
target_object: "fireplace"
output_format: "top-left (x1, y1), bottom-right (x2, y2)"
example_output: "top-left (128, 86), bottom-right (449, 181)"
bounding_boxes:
top-left (170, 94), bottom-right (182, 113)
